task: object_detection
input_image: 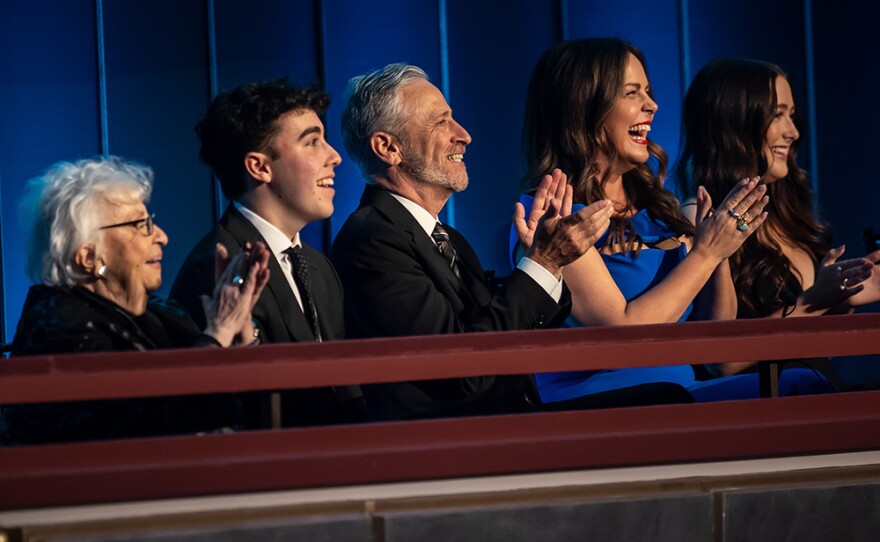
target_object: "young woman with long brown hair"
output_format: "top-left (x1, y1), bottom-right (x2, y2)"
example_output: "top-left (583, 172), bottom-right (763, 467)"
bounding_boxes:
top-left (678, 58), bottom-right (879, 375)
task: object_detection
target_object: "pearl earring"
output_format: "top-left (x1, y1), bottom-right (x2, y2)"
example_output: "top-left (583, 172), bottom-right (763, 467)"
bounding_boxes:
top-left (97, 265), bottom-right (107, 278)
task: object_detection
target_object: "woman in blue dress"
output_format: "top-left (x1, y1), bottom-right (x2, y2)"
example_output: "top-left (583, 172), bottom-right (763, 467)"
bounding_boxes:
top-left (514, 38), bottom-right (834, 403)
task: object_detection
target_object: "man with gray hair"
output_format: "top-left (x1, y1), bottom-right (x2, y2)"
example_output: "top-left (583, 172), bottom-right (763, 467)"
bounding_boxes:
top-left (330, 63), bottom-right (614, 419)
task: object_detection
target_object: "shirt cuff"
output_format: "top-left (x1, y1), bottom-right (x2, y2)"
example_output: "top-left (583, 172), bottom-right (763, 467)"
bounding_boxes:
top-left (517, 257), bottom-right (563, 302)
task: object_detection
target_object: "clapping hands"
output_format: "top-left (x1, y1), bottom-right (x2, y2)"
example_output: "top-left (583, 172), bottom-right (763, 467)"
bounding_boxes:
top-left (804, 246), bottom-right (876, 311)
top-left (692, 177), bottom-right (769, 262)
top-left (201, 241), bottom-right (271, 346)
top-left (513, 168), bottom-right (614, 277)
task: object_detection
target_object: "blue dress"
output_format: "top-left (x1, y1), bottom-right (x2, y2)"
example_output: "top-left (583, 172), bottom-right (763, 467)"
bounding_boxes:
top-left (512, 194), bottom-right (834, 403)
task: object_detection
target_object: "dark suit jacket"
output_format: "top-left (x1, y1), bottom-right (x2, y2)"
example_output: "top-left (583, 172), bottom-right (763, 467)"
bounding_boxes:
top-left (171, 204), bottom-right (362, 425)
top-left (329, 186), bottom-right (571, 419)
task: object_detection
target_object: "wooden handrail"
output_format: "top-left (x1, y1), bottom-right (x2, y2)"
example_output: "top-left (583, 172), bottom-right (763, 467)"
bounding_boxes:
top-left (1, 313), bottom-right (879, 511)
top-left (2, 391), bottom-right (880, 510)
top-left (1, 313), bottom-right (878, 404)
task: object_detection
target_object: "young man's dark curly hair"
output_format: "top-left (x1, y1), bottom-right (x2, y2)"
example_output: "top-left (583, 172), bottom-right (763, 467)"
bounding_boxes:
top-left (196, 79), bottom-right (330, 200)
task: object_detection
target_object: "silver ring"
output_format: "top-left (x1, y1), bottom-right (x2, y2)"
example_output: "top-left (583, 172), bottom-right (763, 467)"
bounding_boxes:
top-left (843, 277), bottom-right (850, 289)
top-left (232, 275), bottom-right (245, 287)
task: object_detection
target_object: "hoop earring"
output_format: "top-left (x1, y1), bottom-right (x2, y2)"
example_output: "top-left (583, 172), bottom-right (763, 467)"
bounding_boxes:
top-left (97, 265), bottom-right (107, 278)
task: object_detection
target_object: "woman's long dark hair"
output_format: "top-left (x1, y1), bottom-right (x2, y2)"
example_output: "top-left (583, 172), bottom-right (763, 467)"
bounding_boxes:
top-left (677, 58), bottom-right (831, 317)
top-left (523, 38), bottom-right (693, 253)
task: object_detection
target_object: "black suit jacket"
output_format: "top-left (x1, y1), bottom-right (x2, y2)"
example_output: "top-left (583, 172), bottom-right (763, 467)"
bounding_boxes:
top-left (329, 186), bottom-right (571, 419)
top-left (171, 205), bottom-right (362, 425)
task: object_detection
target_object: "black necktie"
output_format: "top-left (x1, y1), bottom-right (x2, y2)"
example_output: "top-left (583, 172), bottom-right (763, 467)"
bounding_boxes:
top-left (431, 222), bottom-right (461, 279)
top-left (285, 246), bottom-right (322, 342)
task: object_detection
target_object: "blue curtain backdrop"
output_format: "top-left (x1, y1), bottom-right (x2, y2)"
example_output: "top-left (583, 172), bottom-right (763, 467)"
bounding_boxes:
top-left (0, 1), bottom-right (876, 360)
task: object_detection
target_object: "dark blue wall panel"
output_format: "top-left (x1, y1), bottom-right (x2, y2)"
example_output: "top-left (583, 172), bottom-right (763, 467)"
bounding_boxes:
top-left (322, 0), bottom-right (443, 239)
top-left (102, 0), bottom-right (213, 300)
top-left (446, 0), bottom-right (557, 274)
top-left (812, 0), bottom-right (880, 383)
top-left (213, 0), bottom-right (320, 91)
top-left (812, 1), bottom-right (880, 254)
top-left (687, 0), bottom-right (807, 88)
top-left (0, 1), bottom-right (102, 341)
top-left (686, 0), bottom-right (811, 179)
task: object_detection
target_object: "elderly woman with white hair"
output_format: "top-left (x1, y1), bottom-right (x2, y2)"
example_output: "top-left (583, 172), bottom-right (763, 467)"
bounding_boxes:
top-left (3, 156), bottom-right (270, 444)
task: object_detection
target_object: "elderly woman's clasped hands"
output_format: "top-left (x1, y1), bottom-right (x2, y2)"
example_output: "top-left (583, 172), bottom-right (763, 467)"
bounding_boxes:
top-left (202, 241), bottom-right (271, 347)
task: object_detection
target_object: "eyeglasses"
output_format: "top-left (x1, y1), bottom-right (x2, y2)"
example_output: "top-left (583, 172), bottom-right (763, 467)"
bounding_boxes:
top-left (99, 213), bottom-right (156, 236)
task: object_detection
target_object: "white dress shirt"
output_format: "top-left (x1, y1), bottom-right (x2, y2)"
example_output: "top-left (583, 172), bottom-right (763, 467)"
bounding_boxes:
top-left (234, 201), bottom-right (307, 312)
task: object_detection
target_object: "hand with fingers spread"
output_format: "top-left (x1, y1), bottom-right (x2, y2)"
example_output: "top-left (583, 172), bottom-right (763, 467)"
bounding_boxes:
top-left (691, 177), bottom-right (769, 262)
top-left (513, 168), bottom-right (572, 250)
top-left (201, 241), bottom-right (271, 346)
top-left (525, 183), bottom-right (614, 278)
top-left (801, 245), bottom-right (874, 312)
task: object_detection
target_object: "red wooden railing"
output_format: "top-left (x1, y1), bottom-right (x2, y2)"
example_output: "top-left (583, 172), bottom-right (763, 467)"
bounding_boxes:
top-left (1, 313), bottom-right (879, 510)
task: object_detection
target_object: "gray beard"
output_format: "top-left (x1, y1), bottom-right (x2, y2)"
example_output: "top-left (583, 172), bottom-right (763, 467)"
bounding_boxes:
top-left (400, 152), bottom-right (467, 193)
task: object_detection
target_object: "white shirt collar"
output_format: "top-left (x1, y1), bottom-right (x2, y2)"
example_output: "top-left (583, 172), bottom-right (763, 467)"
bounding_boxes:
top-left (388, 192), bottom-right (443, 239)
top-left (233, 201), bottom-right (301, 258)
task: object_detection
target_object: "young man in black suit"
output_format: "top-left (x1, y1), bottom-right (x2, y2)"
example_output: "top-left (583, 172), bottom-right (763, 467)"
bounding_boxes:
top-left (172, 79), bottom-right (362, 426)
top-left (330, 64), bottom-right (614, 420)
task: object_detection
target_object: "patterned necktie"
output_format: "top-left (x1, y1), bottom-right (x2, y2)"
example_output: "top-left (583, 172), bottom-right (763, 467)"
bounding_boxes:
top-left (284, 246), bottom-right (322, 342)
top-left (431, 222), bottom-right (461, 279)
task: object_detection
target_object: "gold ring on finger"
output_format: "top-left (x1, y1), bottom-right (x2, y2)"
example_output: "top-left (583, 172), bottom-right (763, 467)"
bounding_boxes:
top-left (727, 208), bottom-right (744, 221)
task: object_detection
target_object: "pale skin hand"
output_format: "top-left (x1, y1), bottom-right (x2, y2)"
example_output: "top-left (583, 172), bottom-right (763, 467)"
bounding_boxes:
top-left (690, 185), bottom-right (738, 322)
top-left (690, 178), bottom-right (769, 262)
top-left (513, 168), bottom-right (572, 250)
top-left (514, 169), bottom-right (614, 278)
top-left (689, 178), bottom-right (770, 323)
top-left (565, 178), bottom-right (769, 327)
top-left (201, 242), bottom-right (271, 347)
top-left (691, 185), bottom-right (750, 376)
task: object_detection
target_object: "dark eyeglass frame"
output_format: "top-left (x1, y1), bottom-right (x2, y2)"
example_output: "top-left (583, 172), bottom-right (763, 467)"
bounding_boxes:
top-left (99, 213), bottom-right (156, 236)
